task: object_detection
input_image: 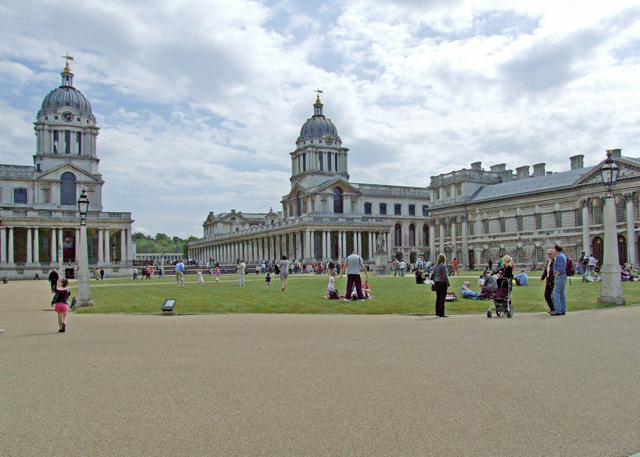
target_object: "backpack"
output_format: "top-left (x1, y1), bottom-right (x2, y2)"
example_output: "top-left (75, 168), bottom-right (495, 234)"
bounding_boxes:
top-left (566, 258), bottom-right (576, 276)
top-left (329, 290), bottom-right (340, 300)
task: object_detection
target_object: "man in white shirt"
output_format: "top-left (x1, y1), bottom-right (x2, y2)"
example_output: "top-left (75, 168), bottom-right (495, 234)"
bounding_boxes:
top-left (236, 260), bottom-right (246, 286)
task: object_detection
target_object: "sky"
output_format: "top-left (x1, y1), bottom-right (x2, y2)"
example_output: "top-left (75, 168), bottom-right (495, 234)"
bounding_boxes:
top-left (1, 0), bottom-right (640, 238)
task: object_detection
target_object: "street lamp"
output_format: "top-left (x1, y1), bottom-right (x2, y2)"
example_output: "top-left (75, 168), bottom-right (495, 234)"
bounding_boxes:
top-left (161, 248), bottom-right (165, 280)
top-left (76, 190), bottom-right (93, 307)
top-left (597, 150), bottom-right (625, 306)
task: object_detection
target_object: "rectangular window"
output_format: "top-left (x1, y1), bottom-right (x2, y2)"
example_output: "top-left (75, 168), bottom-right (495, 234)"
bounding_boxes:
top-left (483, 220), bottom-right (490, 234)
top-left (364, 202), bottom-right (372, 215)
top-left (535, 213), bottom-right (542, 229)
top-left (575, 209), bottom-right (583, 227)
top-left (335, 155), bottom-right (338, 172)
top-left (394, 204), bottom-right (401, 216)
top-left (14, 188), bottom-right (28, 204)
top-left (76, 132), bottom-right (81, 155)
top-left (408, 204), bottom-right (415, 216)
top-left (445, 187), bottom-right (451, 198)
top-left (303, 153), bottom-right (306, 172)
top-left (593, 206), bottom-right (603, 224)
top-left (555, 211), bottom-right (562, 228)
top-left (297, 156), bottom-right (300, 173)
top-left (500, 218), bottom-right (506, 233)
top-left (53, 131), bottom-right (59, 154)
top-left (469, 221), bottom-right (475, 236)
top-left (65, 130), bottom-right (71, 154)
top-left (422, 205), bottom-right (429, 217)
top-left (457, 222), bottom-right (461, 237)
top-left (616, 204), bottom-right (625, 223)
top-left (435, 189), bottom-right (440, 200)
top-left (456, 184), bottom-right (462, 196)
top-left (446, 225), bottom-right (452, 238)
top-left (328, 152), bottom-right (331, 171)
top-left (517, 216), bottom-right (523, 232)
top-left (319, 151), bottom-right (323, 171)
top-left (380, 203), bottom-right (387, 215)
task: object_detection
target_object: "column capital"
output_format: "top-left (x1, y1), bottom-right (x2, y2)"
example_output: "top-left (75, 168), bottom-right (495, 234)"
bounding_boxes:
top-left (449, 216), bottom-right (457, 224)
top-left (460, 214), bottom-right (467, 222)
top-left (580, 198), bottom-right (591, 208)
top-left (622, 192), bottom-right (637, 204)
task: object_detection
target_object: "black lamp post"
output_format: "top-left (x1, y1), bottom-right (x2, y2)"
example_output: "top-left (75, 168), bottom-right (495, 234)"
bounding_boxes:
top-left (597, 150), bottom-right (625, 306)
top-left (76, 190), bottom-right (93, 306)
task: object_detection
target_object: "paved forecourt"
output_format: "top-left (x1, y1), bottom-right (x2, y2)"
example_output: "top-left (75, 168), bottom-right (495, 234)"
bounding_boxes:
top-left (1, 280), bottom-right (639, 457)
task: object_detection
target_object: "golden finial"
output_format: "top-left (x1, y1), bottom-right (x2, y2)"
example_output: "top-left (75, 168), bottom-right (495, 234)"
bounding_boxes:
top-left (62, 54), bottom-right (74, 72)
top-left (315, 88), bottom-right (323, 103)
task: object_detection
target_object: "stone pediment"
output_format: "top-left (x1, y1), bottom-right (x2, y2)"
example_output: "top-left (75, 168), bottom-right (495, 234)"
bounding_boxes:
top-left (36, 162), bottom-right (102, 183)
top-left (577, 158), bottom-right (640, 186)
top-left (283, 183), bottom-right (310, 201)
top-left (314, 177), bottom-right (361, 195)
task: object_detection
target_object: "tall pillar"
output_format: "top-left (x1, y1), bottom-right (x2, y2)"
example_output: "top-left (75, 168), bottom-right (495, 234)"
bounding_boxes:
top-left (121, 229), bottom-right (126, 264)
top-left (338, 230), bottom-right (343, 259)
top-left (98, 229), bottom-right (104, 265)
top-left (34, 228), bottom-right (40, 265)
top-left (127, 228), bottom-right (133, 263)
top-left (461, 215), bottom-right (469, 268)
top-left (322, 231), bottom-right (328, 259)
top-left (0, 227), bottom-right (6, 264)
top-left (439, 219), bottom-right (445, 257)
top-left (26, 228), bottom-right (33, 265)
top-left (8, 228), bottom-right (14, 264)
top-left (429, 222), bottom-right (436, 263)
top-left (582, 199), bottom-right (591, 256)
top-left (75, 228), bottom-right (80, 263)
top-left (58, 229), bottom-right (63, 264)
top-left (104, 229), bottom-right (110, 264)
top-left (357, 232), bottom-right (362, 257)
top-left (450, 217), bottom-right (457, 261)
top-left (626, 194), bottom-right (637, 267)
top-left (51, 228), bottom-right (57, 264)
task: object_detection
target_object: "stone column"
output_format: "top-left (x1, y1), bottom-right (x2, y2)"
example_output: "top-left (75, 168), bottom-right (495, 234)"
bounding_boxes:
top-left (34, 228), bottom-right (40, 265)
top-left (51, 228), bottom-right (56, 264)
top-left (322, 231), bottom-right (328, 259)
top-left (127, 228), bottom-right (133, 263)
top-left (104, 229), bottom-right (110, 264)
top-left (0, 227), bottom-right (6, 264)
top-left (450, 216), bottom-right (457, 261)
top-left (26, 228), bottom-right (33, 265)
top-left (429, 223), bottom-right (436, 263)
top-left (75, 228), bottom-right (80, 263)
top-left (121, 229), bottom-right (126, 264)
top-left (8, 228), bottom-right (14, 264)
top-left (357, 232), bottom-right (362, 257)
top-left (58, 229), bottom-right (63, 263)
top-left (338, 230), bottom-right (343, 259)
top-left (461, 215), bottom-right (469, 268)
top-left (439, 218), bottom-right (445, 257)
top-left (626, 194), bottom-right (637, 267)
top-left (98, 229), bottom-right (104, 265)
top-left (582, 199), bottom-right (591, 256)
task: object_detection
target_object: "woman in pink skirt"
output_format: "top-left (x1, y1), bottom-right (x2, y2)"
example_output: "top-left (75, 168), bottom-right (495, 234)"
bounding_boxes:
top-left (51, 278), bottom-right (71, 333)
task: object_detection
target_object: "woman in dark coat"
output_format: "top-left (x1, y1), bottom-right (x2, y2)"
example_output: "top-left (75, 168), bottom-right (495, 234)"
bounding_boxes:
top-left (433, 253), bottom-right (451, 317)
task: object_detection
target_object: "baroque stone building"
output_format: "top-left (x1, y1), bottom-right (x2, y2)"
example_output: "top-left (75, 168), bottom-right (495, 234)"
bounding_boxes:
top-left (0, 62), bottom-right (134, 279)
top-left (189, 95), bottom-right (640, 269)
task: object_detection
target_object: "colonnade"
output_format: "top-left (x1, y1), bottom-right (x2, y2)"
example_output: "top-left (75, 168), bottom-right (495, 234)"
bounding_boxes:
top-left (190, 228), bottom-right (392, 264)
top-left (0, 225), bottom-right (133, 266)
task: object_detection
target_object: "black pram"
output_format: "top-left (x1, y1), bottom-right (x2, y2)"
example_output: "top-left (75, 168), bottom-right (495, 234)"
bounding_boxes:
top-left (486, 277), bottom-right (514, 318)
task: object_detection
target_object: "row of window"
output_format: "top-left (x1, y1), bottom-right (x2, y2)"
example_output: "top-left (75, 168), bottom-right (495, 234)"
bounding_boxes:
top-left (364, 203), bottom-right (429, 216)
top-left (296, 152), bottom-right (339, 174)
top-left (6, 173), bottom-right (78, 205)
top-left (434, 184), bottom-right (462, 200)
top-left (52, 130), bottom-right (82, 155)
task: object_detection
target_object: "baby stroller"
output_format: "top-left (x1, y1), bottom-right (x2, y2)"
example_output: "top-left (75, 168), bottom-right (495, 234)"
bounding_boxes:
top-left (486, 277), bottom-right (513, 318)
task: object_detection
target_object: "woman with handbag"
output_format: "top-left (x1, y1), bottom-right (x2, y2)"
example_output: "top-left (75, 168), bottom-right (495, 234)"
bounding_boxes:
top-left (432, 253), bottom-right (451, 317)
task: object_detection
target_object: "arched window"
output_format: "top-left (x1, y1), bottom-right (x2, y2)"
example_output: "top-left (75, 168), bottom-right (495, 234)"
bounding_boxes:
top-left (296, 192), bottom-right (302, 217)
top-left (395, 223), bottom-right (402, 247)
top-left (408, 224), bottom-right (416, 246)
top-left (60, 172), bottom-right (77, 206)
top-left (333, 187), bottom-right (343, 213)
top-left (423, 224), bottom-right (429, 246)
top-left (14, 188), bottom-right (28, 204)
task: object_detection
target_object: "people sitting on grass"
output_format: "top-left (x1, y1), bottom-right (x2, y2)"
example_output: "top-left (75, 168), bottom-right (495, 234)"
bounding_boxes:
top-left (324, 272), bottom-right (339, 299)
top-left (363, 279), bottom-right (372, 299)
top-left (514, 269), bottom-right (529, 286)
top-left (460, 281), bottom-right (481, 300)
top-left (415, 269), bottom-right (426, 284)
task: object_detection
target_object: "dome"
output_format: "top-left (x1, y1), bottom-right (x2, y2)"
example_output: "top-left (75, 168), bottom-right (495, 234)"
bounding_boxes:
top-left (296, 96), bottom-right (339, 142)
top-left (41, 86), bottom-right (92, 114)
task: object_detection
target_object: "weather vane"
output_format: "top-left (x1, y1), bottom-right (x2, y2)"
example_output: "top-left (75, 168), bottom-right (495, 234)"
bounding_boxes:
top-left (315, 88), bottom-right (323, 102)
top-left (62, 54), bottom-right (74, 69)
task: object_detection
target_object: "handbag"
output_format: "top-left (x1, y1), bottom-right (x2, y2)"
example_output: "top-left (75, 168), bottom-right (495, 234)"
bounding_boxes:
top-left (431, 283), bottom-right (437, 291)
top-left (430, 271), bottom-right (436, 290)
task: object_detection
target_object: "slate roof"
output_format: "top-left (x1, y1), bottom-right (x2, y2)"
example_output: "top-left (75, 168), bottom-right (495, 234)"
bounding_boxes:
top-left (469, 167), bottom-right (594, 202)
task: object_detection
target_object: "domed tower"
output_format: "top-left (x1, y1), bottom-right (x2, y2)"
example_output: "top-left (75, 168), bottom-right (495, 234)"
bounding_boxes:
top-left (290, 93), bottom-right (349, 188)
top-left (33, 61), bottom-right (100, 177)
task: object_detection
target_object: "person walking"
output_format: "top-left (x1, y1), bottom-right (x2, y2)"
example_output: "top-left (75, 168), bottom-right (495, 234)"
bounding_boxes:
top-left (587, 254), bottom-right (597, 278)
top-left (175, 259), bottom-right (185, 287)
top-left (236, 260), bottom-right (246, 287)
top-left (50, 278), bottom-right (71, 333)
top-left (551, 245), bottom-right (567, 315)
top-left (433, 253), bottom-right (451, 317)
top-left (339, 250), bottom-right (368, 300)
top-left (214, 267), bottom-right (221, 282)
top-left (450, 258), bottom-right (460, 276)
top-left (278, 255), bottom-right (289, 291)
top-left (100, 269), bottom-right (105, 280)
top-left (540, 250), bottom-right (555, 314)
top-left (399, 260), bottom-right (407, 277)
top-left (48, 269), bottom-right (59, 292)
top-left (196, 269), bottom-right (205, 286)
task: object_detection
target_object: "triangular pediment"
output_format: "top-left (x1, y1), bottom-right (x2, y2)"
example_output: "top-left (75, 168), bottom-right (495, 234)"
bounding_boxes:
top-left (283, 183), bottom-right (310, 201)
top-left (577, 157), bottom-right (640, 186)
top-left (315, 177), bottom-right (361, 195)
top-left (37, 162), bottom-right (102, 183)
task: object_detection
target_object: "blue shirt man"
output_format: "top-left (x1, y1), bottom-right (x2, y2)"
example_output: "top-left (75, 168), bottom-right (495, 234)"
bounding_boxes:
top-left (514, 270), bottom-right (528, 286)
top-left (551, 246), bottom-right (567, 315)
top-left (175, 260), bottom-right (185, 287)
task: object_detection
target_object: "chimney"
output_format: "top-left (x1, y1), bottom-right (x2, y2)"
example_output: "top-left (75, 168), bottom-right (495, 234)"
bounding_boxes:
top-left (490, 163), bottom-right (506, 173)
top-left (516, 166), bottom-right (530, 180)
top-left (546, 171), bottom-right (553, 175)
top-left (501, 170), bottom-right (513, 182)
top-left (532, 163), bottom-right (546, 177)
top-left (471, 161), bottom-right (482, 170)
top-left (569, 155), bottom-right (584, 170)
top-left (609, 149), bottom-right (622, 158)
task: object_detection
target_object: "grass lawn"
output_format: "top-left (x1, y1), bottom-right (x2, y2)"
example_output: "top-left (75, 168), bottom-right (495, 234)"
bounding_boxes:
top-left (72, 271), bottom-right (640, 315)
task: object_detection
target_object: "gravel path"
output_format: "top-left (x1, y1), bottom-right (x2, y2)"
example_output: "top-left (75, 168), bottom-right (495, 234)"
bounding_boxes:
top-left (1, 280), bottom-right (639, 456)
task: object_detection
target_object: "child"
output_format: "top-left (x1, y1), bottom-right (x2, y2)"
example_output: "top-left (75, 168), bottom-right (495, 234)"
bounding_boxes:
top-left (214, 267), bottom-right (221, 283)
top-left (266, 273), bottom-right (271, 290)
top-left (324, 272), bottom-right (337, 298)
top-left (363, 279), bottom-right (372, 299)
top-left (196, 269), bottom-right (204, 286)
top-left (51, 278), bottom-right (71, 333)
